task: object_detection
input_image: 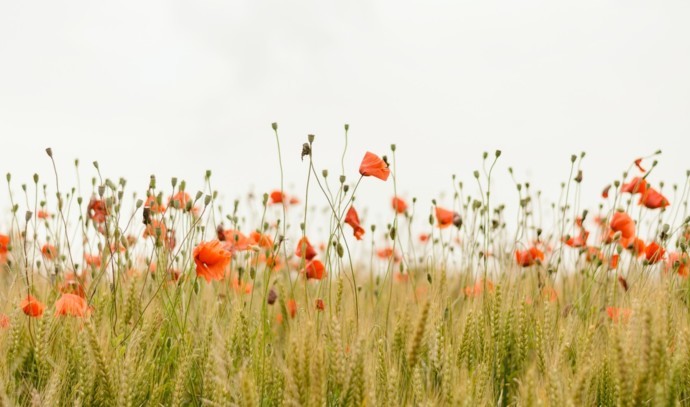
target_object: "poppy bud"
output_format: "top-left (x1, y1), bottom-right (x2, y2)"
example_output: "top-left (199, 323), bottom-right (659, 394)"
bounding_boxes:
top-left (271, 122), bottom-right (278, 131)
top-left (495, 150), bottom-right (501, 158)
top-left (473, 170), bottom-right (480, 179)
top-left (5, 173), bottom-right (10, 182)
top-left (204, 195), bottom-right (212, 206)
top-left (570, 155), bottom-right (577, 163)
top-left (25, 211), bottom-right (32, 222)
top-left (343, 185), bottom-right (349, 193)
top-left (482, 151), bottom-right (488, 159)
top-left (574, 170), bottom-right (583, 183)
top-left (339, 175), bottom-right (346, 184)
top-left (452, 213), bottom-right (463, 228)
top-left (336, 243), bottom-right (344, 258)
top-left (308, 134), bottom-right (315, 143)
top-left (391, 144), bottom-right (396, 152)
top-left (344, 124), bottom-right (349, 131)
top-left (45, 148), bottom-right (53, 158)
top-left (301, 143), bottom-right (311, 160)
top-left (93, 161), bottom-right (99, 170)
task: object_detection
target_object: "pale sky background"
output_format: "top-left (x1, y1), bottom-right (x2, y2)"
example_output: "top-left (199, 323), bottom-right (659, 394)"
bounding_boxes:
top-left (1, 1), bottom-right (689, 232)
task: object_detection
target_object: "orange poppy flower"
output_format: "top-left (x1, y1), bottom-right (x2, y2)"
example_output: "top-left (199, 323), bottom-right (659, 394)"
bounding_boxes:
top-left (315, 298), bottom-right (325, 311)
top-left (359, 151), bottom-right (390, 181)
top-left (621, 177), bottom-right (648, 195)
top-left (231, 277), bottom-right (253, 294)
top-left (606, 306), bottom-right (632, 323)
top-left (542, 287), bottom-right (558, 302)
top-left (609, 211), bottom-right (635, 240)
top-left (84, 253), bottom-right (102, 268)
top-left (585, 246), bottom-right (604, 263)
top-left (143, 219), bottom-right (167, 239)
top-left (60, 272), bottom-right (87, 298)
top-left (41, 244), bottom-right (58, 260)
top-left (87, 197), bottom-right (108, 223)
top-left (665, 252), bottom-right (689, 277)
top-left (627, 237), bottom-right (646, 257)
top-left (394, 272), bottom-right (409, 282)
top-left (269, 190), bottom-right (285, 205)
top-left (168, 191), bottom-right (191, 210)
top-left (464, 279), bottom-right (495, 297)
top-left (644, 241), bottom-right (665, 264)
top-left (435, 206), bottom-right (454, 229)
top-left (391, 196), bottom-right (408, 214)
top-left (418, 233), bottom-right (430, 243)
top-left (601, 185), bottom-right (611, 198)
top-left (193, 240), bottom-right (232, 282)
top-left (303, 259), bottom-right (326, 280)
top-left (286, 299), bottom-right (297, 318)
top-left (144, 195), bottom-right (166, 213)
top-left (608, 254), bottom-right (620, 270)
top-left (0, 234), bottom-right (9, 254)
top-left (295, 237), bottom-right (317, 261)
top-left (218, 228), bottom-right (250, 253)
top-left (54, 293), bottom-right (89, 317)
top-left (344, 206), bottom-right (365, 240)
top-left (634, 158), bottom-right (645, 172)
top-left (37, 210), bottom-right (51, 219)
top-left (515, 247), bottom-right (545, 267)
top-left (21, 294), bottom-right (45, 318)
top-left (564, 230), bottom-right (589, 248)
top-left (639, 188), bottom-right (669, 209)
top-left (0, 314), bottom-right (9, 328)
top-left (249, 231), bottom-right (274, 249)
top-left (377, 247), bottom-right (402, 263)
top-left (288, 196), bottom-right (300, 205)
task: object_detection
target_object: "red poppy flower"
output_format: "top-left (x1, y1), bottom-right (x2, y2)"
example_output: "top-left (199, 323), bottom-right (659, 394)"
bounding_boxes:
top-left (621, 177), bottom-right (648, 195)
top-left (608, 254), bottom-right (620, 270)
top-left (464, 279), bottom-right (495, 297)
top-left (231, 277), bottom-right (253, 294)
top-left (315, 298), bottom-right (325, 311)
top-left (37, 210), bottom-right (51, 219)
top-left (286, 299), bottom-right (297, 318)
top-left (606, 306), bottom-right (632, 323)
top-left (627, 237), bottom-right (646, 257)
top-left (585, 247), bottom-right (604, 263)
top-left (21, 295), bottom-right (45, 318)
top-left (639, 188), bottom-right (669, 209)
top-left (218, 228), bottom-right (250, 253)
top-left (60, 272), bottom-right (87, 298)
top-left (168, 191), bottom-right (191, 210)
top-left (515, 246), bottom-right (545, 267)
top-left (295, 237), bottom-right (317, 261)
top-left (84, 253), bottom-right (102, 268)
top-left (249, 231), bottom-right (274, 249)
top-left (41, 244), bottom-right (58, 260)
top-left (193, 240), bottom-right (232, 282)
top-left (610, 211), bottom-right (635, 240)
top-left (634, 158), bottom-right (645, 172)
top-left (601, 185), bottom-right (611, 199)
top-left (665, 252), bottom-right (689, 277)
top-left (377, 247), bottom-right (402, 263)
top-left (269, 190), bottom-right (285, 205)
top-left (391, 196), bottom-right (408, 214)
top-left (564, 230), bottom-right (589, 248)
top-left (435, 206), bottom-right (454, 229)
top-left (644, 241), bottom-right (665, 264)
top-left (0, 234), bottom-right (8, 254)
top-left (344, 206), bottom-right (365, 240)
top-left (144, 195), bottom-right (166, 213)
top-left (87, 197), bottom-right (108, 223)
top-left (0, 314), bottom-right (9, 328)
top-left (54, 293), bottom-right (89, 317)
top-left (303, 259), bottom-right (326, 280)
top-left (359, 151), bottom-right (390, 181)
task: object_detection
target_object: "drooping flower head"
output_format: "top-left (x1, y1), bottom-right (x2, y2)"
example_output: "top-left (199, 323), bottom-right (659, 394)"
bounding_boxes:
top-left (391, 196), bottom-right (408, 214)
top-left (21, 295), bottom-right (45, 318)
top-left (435, 206), bottom-right (454, 229)
top-left (639, 188), bottom-right (669, 209)
top-left (295, 237), bottom-right (317, 261)
top-left (644, 241), bottom-right (665, 264)
top-left (303, 259), bottom-right (326, 280)
top-left (344, 206), bottom-right (365, 240)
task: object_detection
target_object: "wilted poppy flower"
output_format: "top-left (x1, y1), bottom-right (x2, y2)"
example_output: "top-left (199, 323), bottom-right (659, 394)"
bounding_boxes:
top-left (315, 298), bottom-right (325, 311)
top-left (634, 158), bottom-right (645, 172)
top-left (286, 299), bottom-right (297, 318)
top-left (193, 240), bottom-right (232, 282)
top-left (435, 206), bottom-right (454, 229)
top-left (21, 295), bottom-right (45, 318)
top-left (606, 306), bottom-right (632, 323)
top-left (41, 244), bottom-right (58, 260)
top-left (515, 247), bottom-right (545, 267)
top-left (144, 195), bottom-right (166, 213)
top-left (639, 188), bottom-right (669, 209)
top-left (391, 196), bottom-right (408, 214)
top-left (601, 185), bottom-right (611, 198)
top-left (644, 241), bottom-right (665, 264)
top-left (303, 259), bottom-right (326, 280)
top-left (359, 151), bottom-right (390, 181)
top-left (87, 197), bottom-right (108, 223)
top-left (295, 237), bottom-right (317, 261)
top-left (621, 177), bottom-right (648, 195)
top-left (344, 206), bottom-right (365, 240)
top-left (54, 293), bottom-right (89, 317)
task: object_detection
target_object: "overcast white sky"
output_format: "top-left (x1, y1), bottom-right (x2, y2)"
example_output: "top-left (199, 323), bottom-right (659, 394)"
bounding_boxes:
top-left (1, 1), bottom-right (689, 229)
